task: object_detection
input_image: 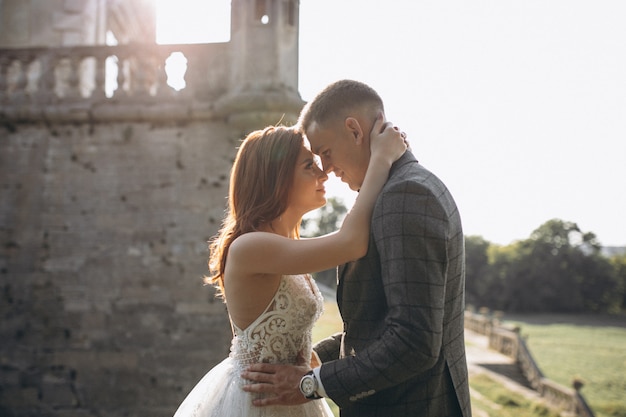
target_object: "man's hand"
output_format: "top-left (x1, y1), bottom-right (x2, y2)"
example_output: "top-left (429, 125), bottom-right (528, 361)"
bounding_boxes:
top-left (369, 112), bottom-right (408, 165)
top-left (242, 363), bottom-right (310, 406)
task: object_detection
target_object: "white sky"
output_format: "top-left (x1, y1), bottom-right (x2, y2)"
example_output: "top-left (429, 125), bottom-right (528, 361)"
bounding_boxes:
top-left (155, 0), bottom-right (626, 247)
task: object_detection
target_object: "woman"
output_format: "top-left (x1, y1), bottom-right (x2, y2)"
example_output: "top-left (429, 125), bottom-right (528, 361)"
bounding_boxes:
top-left (173, 116), bottom-right (406, 417)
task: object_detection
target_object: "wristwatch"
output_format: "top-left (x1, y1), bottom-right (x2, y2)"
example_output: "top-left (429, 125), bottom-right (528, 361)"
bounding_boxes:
top-left (299, 370), bottom-right (322, 399)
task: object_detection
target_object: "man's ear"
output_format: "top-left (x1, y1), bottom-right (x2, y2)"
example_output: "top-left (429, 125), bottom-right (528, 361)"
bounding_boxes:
top-left (344, 117), bottom-right (365, 145)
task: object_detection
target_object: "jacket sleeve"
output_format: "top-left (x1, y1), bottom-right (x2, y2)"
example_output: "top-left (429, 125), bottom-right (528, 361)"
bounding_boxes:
top-left (313, 332), bottom-right (343, 363)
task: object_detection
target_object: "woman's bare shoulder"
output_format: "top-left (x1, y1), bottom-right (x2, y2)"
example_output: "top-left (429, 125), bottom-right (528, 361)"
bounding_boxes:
top-left (228, 231), bottom-right (286, 261)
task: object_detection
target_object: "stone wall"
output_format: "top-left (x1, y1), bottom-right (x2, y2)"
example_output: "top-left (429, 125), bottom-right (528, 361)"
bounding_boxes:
top-left (0, 118), bottom-right (247, 416)
top-left (0, 1), bottom-right (304, 414)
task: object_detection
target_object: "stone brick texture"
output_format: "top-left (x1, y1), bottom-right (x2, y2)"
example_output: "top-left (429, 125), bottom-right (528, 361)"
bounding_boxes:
top-left (0, 120), bottom-right (244, 416)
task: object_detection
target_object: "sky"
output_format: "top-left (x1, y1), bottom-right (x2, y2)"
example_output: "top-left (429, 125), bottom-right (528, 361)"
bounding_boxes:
top-left (155, 0), bottom-right (626, 247)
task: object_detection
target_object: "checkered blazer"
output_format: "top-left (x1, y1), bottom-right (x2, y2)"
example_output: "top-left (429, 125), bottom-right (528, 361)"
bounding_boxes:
top-left (315, 151), bottom-right (471, 417)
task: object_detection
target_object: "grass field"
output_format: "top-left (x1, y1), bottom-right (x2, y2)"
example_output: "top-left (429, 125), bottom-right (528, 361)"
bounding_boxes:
top-left (313, 301), bottom-right (626, 417)
top-left (312, 300), bottom-right (343, 415)
top-left (469, 373), bottom-right (561, 417)
top-left (504, 314), bottom-right (626, 417)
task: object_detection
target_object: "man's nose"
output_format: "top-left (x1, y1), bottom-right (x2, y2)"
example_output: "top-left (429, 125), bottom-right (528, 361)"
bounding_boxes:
top-left (321, 159), bottom-right (333, 174)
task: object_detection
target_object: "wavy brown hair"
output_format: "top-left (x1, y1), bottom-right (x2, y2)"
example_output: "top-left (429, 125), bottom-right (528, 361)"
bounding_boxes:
top-left (207, 126), bottom-right (304, 299)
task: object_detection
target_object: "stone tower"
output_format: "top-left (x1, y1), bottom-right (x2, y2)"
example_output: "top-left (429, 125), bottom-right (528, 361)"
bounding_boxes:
top-left (0, 1), bottom-right (305, 416)
top-left (217, 0), bottom-right (303, 127)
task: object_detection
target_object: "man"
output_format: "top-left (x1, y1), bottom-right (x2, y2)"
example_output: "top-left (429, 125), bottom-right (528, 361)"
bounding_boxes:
top-left (243, 79), bottom-right (472, 416)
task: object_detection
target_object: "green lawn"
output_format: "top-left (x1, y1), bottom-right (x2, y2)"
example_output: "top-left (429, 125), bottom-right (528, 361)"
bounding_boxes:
top-left (469, 373), bottom-right (561, 417)
top-left (313, 303), bottom-right (626, 417)
top-left (504, 315), bottom-right (626, 417)
top-left (312, 300), bottom-right (342, 416)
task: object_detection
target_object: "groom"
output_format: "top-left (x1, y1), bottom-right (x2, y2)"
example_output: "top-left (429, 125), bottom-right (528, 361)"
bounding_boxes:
top-left (243, 79), bottom-right (472, 417)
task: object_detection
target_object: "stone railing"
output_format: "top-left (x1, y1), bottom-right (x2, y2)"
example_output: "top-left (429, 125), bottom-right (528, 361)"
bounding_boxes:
top-left (0, 42), bottom-right (229, 122)
top-left (465, 309), bottom-right (595, 417)
top-left (0, 42), bottom-right (305, 127)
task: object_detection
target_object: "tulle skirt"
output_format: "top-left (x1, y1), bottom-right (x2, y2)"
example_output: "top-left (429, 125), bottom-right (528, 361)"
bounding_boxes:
top-left (173, 357), bottom-right (334, 417)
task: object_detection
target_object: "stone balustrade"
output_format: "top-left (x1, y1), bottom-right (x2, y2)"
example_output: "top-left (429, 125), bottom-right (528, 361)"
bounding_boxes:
top-left (0, 42), bottom-right (305, 127)
top-left (465, 309), bottom-right (595, 417)
top-left (0, 42), bottom-right (229, 122)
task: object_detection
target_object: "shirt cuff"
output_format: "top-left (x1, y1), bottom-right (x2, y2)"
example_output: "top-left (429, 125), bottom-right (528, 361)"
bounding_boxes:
top-left (312, 366), bottom-right (327, 397)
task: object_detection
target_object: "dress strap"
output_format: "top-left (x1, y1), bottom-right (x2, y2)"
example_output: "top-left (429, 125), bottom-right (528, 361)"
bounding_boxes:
top-left (230, 275), bottom-right (286, 334)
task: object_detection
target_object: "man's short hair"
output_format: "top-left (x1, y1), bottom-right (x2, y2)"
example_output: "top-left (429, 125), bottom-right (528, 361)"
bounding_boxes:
top-left (298, 80), bottom-right (384, 131)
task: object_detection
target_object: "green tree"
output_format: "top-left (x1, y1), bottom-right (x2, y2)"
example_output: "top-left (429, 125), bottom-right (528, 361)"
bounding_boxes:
top-left (301, 197), bottom-right (348, 237)
top-left (464, 235), bottom-right (491, 308)
top-left (483, 242), bottom-right (522, 311)
top-left (499, 219), bottom-right (617, 312)
top-left (609, 253), bottom-right (626, 313)
top-left (464, 219), bottom-right (622, 313)
top-left (301, 197), bottom-right (349, 288)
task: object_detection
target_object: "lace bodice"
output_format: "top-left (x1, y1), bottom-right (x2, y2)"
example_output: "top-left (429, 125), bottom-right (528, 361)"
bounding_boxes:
top-left (172, 274), bottom-right (334, 417)
top-left (229, 275), bottom-right (324, 372)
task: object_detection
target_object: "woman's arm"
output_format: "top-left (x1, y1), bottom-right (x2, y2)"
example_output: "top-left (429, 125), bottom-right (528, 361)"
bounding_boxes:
top-left (228, 115), bottom-right (406, 275)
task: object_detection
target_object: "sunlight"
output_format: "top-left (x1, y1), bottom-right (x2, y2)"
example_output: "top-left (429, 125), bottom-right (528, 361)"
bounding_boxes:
top-left (154, 0), bottom-right (231, 90)
top-left (105, 31), bottom-right (118, 97)
top-left (164, 52), bottom-right (188, 91)
top-left (155, 0), bottom-right (231, 44)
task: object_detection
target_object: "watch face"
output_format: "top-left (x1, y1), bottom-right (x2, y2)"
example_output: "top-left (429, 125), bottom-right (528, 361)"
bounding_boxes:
top-left (301, 376), bottom-right (316, 395)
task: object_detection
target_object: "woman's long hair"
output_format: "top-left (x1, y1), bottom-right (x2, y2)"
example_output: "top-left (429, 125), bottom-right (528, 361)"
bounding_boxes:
top-left (207, 126), bottom-right (304, 299)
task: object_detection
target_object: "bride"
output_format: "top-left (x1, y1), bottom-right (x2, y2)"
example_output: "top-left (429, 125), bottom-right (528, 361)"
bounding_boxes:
top-left (173, 116), bottom-right (406, 417)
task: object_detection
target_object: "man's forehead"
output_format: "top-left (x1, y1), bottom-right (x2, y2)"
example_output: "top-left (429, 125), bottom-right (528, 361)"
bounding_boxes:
top-left (305, 121), bottom-right (332, 154)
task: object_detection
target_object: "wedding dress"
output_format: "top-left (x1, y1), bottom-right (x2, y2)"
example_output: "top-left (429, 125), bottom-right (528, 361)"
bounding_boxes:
top-left (173, 274), bottom-right (334, 417)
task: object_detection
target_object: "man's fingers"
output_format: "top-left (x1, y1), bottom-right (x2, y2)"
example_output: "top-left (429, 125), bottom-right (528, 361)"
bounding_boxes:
top-left (242, 381), bottom-right (273, 393)
top-left (371, 111), bottom-right (389, 134)
top-left (377, 119), bottom-right (393, 134)
top-left (242, 370), bottom-right (273, 384)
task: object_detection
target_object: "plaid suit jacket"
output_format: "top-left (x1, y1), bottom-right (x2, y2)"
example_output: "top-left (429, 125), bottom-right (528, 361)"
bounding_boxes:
top-left (315, 151), bottom-right (471, 417)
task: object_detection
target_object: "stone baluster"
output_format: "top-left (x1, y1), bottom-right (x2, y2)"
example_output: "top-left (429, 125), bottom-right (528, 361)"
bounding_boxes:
top-left (93, 51), bottom-right (107, 100)
top-left (149, 52), bottom-right (169, 97)
top-left (66, 55), bottom-right (82, 99)
top-left (0, 55), bottom-right (8, 103)
top-left (113, 50), bottom-right (128, 98)
top-left (155, 55), bottom-right (169, 97)
top-left (38, 53), bottom-right (56, 102)
top-left (13, 56), bottom-right (29, 102)
top-left (133, 51), bottom-right (148, 96)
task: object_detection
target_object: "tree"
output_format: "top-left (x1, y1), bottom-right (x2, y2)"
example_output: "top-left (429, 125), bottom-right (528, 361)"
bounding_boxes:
top-left (609, 253), bottom-right (626, 313)
top-left (464, 235), bottom-right (491, 308)
top-left (301, 197), bottom-right (348, 237)
top-left (521, 219), bottom-right (616, 312)
top-left (463, 218), bottom-right (623, 313)
top-left (301, 197), bottom-right (349, 288)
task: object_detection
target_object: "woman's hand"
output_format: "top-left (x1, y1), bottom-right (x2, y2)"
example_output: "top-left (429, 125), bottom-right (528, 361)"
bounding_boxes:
top-left (369, 112), bottom-right (408, 165)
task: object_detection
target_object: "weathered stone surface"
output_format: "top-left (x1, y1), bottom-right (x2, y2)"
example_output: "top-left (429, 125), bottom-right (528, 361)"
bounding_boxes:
top-left (0, 119), bottom-right (238, 415)
top-left (0, 1), bottom-right (304, 415)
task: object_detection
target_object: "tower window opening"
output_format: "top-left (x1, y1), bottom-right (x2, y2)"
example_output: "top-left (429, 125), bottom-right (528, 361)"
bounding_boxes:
top-left (165, 52), bottom-right (188, 91)
top-left (255, 0), bottom-right (270, 24)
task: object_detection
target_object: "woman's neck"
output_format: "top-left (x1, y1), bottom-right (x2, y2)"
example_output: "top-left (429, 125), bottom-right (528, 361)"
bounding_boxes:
top-left (263, 210), bottom-right (301, 238)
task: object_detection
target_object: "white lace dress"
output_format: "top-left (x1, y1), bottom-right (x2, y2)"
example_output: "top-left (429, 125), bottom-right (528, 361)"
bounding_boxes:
top-left (173, 274), bottom-right (334, 417)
